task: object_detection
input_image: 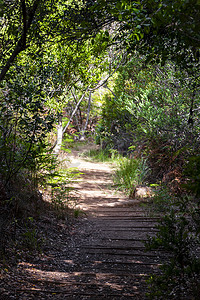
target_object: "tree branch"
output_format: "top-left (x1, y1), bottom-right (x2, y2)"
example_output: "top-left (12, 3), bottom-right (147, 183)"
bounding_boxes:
top-left (63, 87), bottom-right (89, 135)
top-left (89, 52), bottom-right (126, 92)
top-left (0, 0), bottom-right (40, 82)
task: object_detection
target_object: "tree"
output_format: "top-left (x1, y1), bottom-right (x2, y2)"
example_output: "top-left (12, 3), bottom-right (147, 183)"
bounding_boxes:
top-left (0, 0), bottom-right (41, 81)
top-left (50, 0), bottom-right (199, 67)
top-left (97, 54), bottom-right (200, 179)
top-left (136, 0), bottom-right (200, 67)
top-left (0, 0), bottom-right (102, 81)
top-left (0, 0), bottom-right (199, 185)
top-left (52, 39), bottom-right (125, 152)
top-left (0, 47), bottom-right (60, 179)
top-left (1, 0), bottom-right (199, 83)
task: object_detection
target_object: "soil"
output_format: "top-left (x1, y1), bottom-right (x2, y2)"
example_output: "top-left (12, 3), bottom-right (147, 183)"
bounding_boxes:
top-left (0, 142), bottom-right (163, 299)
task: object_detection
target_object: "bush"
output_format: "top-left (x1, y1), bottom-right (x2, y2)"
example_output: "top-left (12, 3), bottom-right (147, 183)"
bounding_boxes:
top-left (145, 196), bottom-right (200, 299)
top-left (183, 155), bottom-right (200, 197)
top-left (147, 184), bottom-right (177, 213)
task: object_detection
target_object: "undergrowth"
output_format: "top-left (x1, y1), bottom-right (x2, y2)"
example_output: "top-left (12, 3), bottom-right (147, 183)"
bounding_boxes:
top-left (141, 151), bottom-right (200, 299)
top-left (46, 166), bottom-right (80, 213)
top-left (145, 194), bottom-right (200, 299)
top-left (0, 152), bottom-right (80, 260)
top-left (113, 157), bottom-right (150, 195)
top-left (143, 184), bottom-right (176, 213)
top-left (82, 147), bottom-right (121, 162)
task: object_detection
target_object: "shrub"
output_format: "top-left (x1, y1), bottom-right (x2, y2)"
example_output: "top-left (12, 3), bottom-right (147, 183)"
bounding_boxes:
top-left (183, 155), bottom-right (200, 197)
top-left (145, 196), bottom-right (200, 299)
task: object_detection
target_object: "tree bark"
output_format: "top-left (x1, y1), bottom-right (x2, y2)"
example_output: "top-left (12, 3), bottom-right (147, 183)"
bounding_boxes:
top-left (52, 87), bottom-right (89, 153)
top-left (62, 87), bottom-right (89, 135)
top-left (80, 91), bottom-right (92, 139)
top-left (54, 115), bottom-right (63, 154)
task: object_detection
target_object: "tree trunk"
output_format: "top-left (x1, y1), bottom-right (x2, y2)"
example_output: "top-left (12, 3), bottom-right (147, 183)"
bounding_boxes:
top-left (80, 91), bottom-right (92, 140)
top-left (52, 88), bottom-right (89, 153)
top-left (54, 115), bottom-right (63, 154)
top-left (62, 87), bottom-right (89, 135)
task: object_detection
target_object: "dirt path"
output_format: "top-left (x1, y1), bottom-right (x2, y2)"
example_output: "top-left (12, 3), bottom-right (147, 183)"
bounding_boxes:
top-left (63, 151), bottom-right (162, 299)
top-left (1, 146), bottom-right (164, 299)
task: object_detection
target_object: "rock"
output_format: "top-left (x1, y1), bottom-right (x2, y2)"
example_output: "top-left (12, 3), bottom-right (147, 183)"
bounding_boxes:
top-left (129, 185), bottom-right (154, 199)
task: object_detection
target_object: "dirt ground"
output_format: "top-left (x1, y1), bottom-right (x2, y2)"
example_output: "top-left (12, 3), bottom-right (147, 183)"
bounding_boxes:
top-left (0, 142), bottom-right (162, 299)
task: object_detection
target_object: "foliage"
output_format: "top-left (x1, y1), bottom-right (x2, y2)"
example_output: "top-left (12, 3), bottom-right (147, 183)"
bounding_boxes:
top-left (0, 1), bottom-right (199, 283)
top-left (1, 0), bottom-right (198, 84)
top-left (47, 167), bottom-right (80, 214)
top-left (21, 217), bottom-right (43, 251)
top-left (145, 196), bottom-right (200, 299)
top-left (72, 0), bottom-right (200, 67)
top-left (97, 91), bottom-right (136, 153)
top-left (183, 155), bottom-right (200, 196)
top-left (97, 54), bottom-right (200, 186)
top-left (82, 147), bottom-right (121, 163)
top-left (0, 0), bottom-right (199, 186)
top-left (0, 20), bottom-right (107, 208)
top-left (133, 0), bottom-right (200, 68)
top-left (113, 157), bottom-right (149, 195)
top-left (147, 185), bottom-right (176, 213)
top-left (0, 57), bottom-right (56, 187)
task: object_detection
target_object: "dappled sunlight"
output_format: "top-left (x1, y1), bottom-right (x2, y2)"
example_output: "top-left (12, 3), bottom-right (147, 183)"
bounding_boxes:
top-left (24, 267), bottom-right (73, 281)
top-left (104, 281), bottom-right (125, 291)
top-left (68, 156), bottom-right (113, 173)
top-left (67, 155), bottom-right (135, 211)
top-left (16, 260), bottom-right (153, 295)
top-left (1, 150), bottom-right (162, 299)
top-left (72, 178), bottom-right (113, 185)
top-left (77, 199), bottom-right (140, 211)
top-left (14, 259), bottom-right (155, 299)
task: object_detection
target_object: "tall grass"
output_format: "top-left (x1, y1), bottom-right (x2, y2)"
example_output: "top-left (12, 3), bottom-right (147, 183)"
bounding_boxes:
top-left (113, 157), bottom-right (150, 194)
top-left (82, 148), bottom-right (121, 162)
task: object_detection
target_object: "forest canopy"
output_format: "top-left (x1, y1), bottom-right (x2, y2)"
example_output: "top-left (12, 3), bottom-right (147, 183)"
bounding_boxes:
top-left (0, 0), bottom-right (199, 81)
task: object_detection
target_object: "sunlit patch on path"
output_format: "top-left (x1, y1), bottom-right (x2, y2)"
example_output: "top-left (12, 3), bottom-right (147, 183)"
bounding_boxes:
top-left (2, 148), bottom-right (164, 299)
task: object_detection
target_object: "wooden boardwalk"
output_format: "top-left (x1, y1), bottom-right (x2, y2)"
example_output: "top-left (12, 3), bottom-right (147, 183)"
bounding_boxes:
top-left (5, 155), bottom-right (166, 299)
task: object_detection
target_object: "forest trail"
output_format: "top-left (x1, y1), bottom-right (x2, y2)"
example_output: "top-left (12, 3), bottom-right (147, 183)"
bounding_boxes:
top-left (61, 148), bottom-right (162, 299)
top-left (1, 144), bottom-right (164, 299)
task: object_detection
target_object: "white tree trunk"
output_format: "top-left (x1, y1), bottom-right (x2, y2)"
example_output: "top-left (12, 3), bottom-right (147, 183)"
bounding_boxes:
top-left (80, 91), bottom-right (92, 140)
top-left (54, 115), bottom-right (63, 154)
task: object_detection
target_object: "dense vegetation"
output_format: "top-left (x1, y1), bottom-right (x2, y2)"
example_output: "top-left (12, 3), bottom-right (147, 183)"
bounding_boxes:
top-left (98, 55), bottom-right (200, 185)
top-left (0, 0), bottom-right (200, 298)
